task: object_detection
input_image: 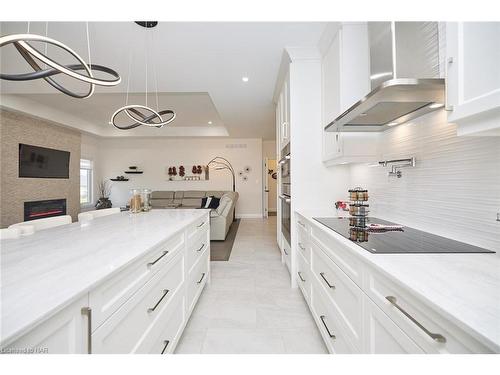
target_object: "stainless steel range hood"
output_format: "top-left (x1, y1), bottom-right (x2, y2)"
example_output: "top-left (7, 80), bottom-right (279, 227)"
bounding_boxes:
top-left (325, 22), bottom-right (445, 132)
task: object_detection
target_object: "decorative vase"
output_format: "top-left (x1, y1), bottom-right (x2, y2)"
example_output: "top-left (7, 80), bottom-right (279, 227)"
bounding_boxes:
top-left (95, 197), bottom-right (112, 210)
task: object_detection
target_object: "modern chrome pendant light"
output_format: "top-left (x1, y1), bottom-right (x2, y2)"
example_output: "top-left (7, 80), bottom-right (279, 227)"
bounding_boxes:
top-left (110, 21), bottom-right (176, 130)
top-left (0, 22), bottom-right (121, 99)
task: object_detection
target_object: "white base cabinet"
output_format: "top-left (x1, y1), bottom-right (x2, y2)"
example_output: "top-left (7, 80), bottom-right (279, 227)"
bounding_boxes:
top-left (295, 213), bottom-right (495, 354)
top-left (5, 213), bottom-right (210, 354)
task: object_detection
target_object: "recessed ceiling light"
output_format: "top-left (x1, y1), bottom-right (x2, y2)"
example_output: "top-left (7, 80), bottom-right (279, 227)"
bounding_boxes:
top-left (359, 113), bottom-right (367, 117)
top-left (429, 103), bottom-right (444, 109)
top-left (242, 77), bottom-right (249, 82)
top-left (387, 122), bottom-right (399, 127)
top-left (208, 121), bottom-right (212, 125)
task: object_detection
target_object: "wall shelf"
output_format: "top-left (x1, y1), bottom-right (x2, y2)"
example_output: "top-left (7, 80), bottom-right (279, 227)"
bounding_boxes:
top-left (124, 171), bottom-right (143, 174)
top-left (110, 178), bottom-right (129, 181)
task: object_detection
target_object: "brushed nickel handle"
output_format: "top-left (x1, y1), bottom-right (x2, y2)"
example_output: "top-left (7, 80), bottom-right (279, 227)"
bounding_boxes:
top-left (196, 243), bottom-right (205, 252)
top-left (319, 315), bottom-right (336, 339)
top-left (147, 250), bottom-right (169, 267)
top-left (298, 242), bottom-right (306, 251)
top-left (297, 271), bottom-right (306, 282)
top-left (161, 340), bottom-right (170, 354)
top-left (81, 307), bottom-right (92, 354)
top-left (320, 272), bottom-right (335, 289)
top-left (283, 248), bottom-right (288, 255)
top-left (148, 289), bottom-right (170, 313)
top-left (197, 272), bottom-right (206, 284)
top-left (386, 296), bottom-right (446, 343)
top-left (197, 221), bottom-right (205, 228)
top-left (298, 220), bottom-right (305, 227)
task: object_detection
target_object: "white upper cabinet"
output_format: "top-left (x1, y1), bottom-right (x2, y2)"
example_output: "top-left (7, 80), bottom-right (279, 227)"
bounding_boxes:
top-left (321, 23), bottom-right (380, 165)
top-left (276, 71), bottom-right (291, 151)
top-left (446, 22), bottom-right (500, 136)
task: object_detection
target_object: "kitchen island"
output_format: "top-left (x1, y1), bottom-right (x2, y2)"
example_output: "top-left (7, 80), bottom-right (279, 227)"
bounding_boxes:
top-left (0, 209), bottom-right (210, 354)
top-left (294, 209), bottom-right (500, 354)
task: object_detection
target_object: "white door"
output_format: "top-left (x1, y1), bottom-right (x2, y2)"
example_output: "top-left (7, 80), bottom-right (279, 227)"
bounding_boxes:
top-left (263, 157), bottom-right (269, 218)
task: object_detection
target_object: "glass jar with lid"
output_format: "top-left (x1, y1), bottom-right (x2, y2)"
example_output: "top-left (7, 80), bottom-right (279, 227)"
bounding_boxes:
top-left (129, 188), bottom-right (143, 213)
top-left (141, 189), bottom-right (152, 212)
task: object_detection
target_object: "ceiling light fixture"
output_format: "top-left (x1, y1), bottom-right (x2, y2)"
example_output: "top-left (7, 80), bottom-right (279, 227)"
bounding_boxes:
top-left (387, 122), bottom-right (399, 127)
top-left (0, 23), bottom-right (121, 99)
top-left (242, 77), bottom-right (249, 82)
top-left (208, 121), bottom-right (213, 125)
top-left (110, 21), bottom-right (176, 130)
top-left (429, 103), bottom-right (444, 109)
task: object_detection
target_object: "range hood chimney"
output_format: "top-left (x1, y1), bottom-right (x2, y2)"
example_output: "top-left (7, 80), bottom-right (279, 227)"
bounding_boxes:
top-left (325, 22), bottom-right (445, 132)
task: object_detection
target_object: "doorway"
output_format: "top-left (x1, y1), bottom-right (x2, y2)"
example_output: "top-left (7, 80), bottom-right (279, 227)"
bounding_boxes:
top-left (263, 158), bottom-right (278, 218)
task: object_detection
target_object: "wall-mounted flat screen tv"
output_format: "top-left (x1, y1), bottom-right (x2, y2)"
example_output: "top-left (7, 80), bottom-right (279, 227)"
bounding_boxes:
top-left (19, 144), bottom-right (70, 179)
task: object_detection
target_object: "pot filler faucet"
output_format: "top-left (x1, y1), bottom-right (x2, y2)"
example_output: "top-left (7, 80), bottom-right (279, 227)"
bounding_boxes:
top-left (379, 157), bottom-right (416, 178)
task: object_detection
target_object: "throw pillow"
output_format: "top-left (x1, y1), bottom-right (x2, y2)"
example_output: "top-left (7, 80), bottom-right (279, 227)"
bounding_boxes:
top-left (204, 196), bottom-right (213, 208)
top-left (200, 197), bottom-right (208, 208)
top-left (208, 197), bottom-right (220, 209)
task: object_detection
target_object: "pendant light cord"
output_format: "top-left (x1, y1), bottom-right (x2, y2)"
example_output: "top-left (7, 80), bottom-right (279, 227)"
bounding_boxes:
top-left (153, 28), bottom-right (159, 112)
top-left (86, 22), bottom-right (92, 72)
top-left (145, 30), bottom-right (148, 108)
top-left (125, 46), bottom-right (132, 106)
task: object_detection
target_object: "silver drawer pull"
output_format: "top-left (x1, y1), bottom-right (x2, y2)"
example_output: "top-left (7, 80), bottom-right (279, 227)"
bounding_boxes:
top-left (81, 307), bottom-right (92, 354)
top-left (385, 296), bottom-right (446, 343)
top-left (147, 250), bottom-right (169, 267)
top-left (319, 272), bottom-right (335, 289)
top-left (283, 248), bottom-right (288, 255)
top-left (197, 272), bottom-right (206, 284)
top-left (297, 271), bottom-right (306, 282)
top-left (319, 315), bottom-right (336, 339)
top-left (148, 289), bottom-right (170, 313)
top-left (161, 340), bottom-right (170, 354)
top-left (196, 243), bottom-right (205, 252)
top-left (298, 242), bottom-right (305, 251)
top-left (197, 221), bottom-right (205, 228)
top-left (298, 220), bottom-right (305, 228)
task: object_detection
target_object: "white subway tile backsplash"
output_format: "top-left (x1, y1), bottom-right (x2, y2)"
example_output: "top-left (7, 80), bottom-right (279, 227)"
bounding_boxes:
top-left (350, 110), bottom-right (500, 251)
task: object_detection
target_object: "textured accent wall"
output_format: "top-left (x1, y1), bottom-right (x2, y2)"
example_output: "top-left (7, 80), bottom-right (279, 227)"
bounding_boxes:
top-left (0, 109), bottom-right (81, 227)
top-left (350, 110), bottom-right (500, 251)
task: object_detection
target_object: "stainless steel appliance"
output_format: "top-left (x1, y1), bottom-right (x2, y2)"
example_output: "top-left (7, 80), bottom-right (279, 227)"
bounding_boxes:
top-left (313, 217), bottom-right (495, 254)
top-left (279, 144), bottom-right (291, 245)
top-left (325, 22), bottom-right (445, 133)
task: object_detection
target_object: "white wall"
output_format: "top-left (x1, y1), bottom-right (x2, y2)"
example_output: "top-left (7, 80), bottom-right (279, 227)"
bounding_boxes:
top-left (349, 110), bottom-right (500, 251)
top-left (83, 137), bottom-right (264, 218)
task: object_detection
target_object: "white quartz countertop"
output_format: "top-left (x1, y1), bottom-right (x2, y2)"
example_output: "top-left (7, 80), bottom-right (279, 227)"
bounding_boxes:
top-left (296, 209), bottom-right (500, 352)
top-left (0, 209), bottom-right (208, 346)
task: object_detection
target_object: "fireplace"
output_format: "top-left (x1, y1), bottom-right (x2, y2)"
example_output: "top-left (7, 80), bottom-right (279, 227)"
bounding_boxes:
top-left (24, 199), bottom-right (67, 221)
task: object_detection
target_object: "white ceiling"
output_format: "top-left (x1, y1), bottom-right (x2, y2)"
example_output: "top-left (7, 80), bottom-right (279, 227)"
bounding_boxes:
top-left (0, 22), bottom-right (328, 139)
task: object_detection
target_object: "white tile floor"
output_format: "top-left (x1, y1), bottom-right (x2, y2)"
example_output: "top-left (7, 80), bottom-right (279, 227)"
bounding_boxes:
top-left (175, 217), bottom-right (327, 354)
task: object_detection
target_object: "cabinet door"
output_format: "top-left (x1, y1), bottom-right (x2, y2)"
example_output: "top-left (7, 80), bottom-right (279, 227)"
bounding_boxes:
top-left (6, 296), bottom-right (89, 354)
top-left (446, 22), bottom-right (500, 128)
top-left (364, 296), bottom-right (424, 354)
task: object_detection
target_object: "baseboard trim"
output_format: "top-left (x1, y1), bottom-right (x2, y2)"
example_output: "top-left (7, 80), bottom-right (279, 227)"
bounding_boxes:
top-left (236, 214), bottom-right (263, 219)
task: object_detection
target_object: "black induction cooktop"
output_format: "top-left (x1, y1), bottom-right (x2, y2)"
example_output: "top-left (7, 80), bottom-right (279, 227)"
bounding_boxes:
top-left (313, 217), bottom-right (495, 254)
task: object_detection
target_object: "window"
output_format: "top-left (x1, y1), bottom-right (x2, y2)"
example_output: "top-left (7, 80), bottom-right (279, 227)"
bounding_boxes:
top-left (80, 159), bottom-right (93, 206)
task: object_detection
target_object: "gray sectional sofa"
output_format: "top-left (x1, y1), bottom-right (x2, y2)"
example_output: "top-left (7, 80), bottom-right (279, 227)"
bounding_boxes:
top-left (151, 190), bottom-right (239, 240)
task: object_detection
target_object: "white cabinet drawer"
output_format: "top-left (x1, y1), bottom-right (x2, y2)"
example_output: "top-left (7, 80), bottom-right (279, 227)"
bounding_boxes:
top-left (311, 280), bottom-right (357, 354)
top-left (296, 214), bottom-right (310, 233)
top-left (134, 292), bottom-right (185, 354)
top-left (364, 295), bottom-right (424, 354)
top-left (282, 237), bottom-right (291, 273)
top-left (311, 224), bottom-right (363, 285)
top-left (297, 224), bottom-right (311, 264)
top-left (187, 250), bottom-right (209, 313)
top-left (188, 214), bottom-right (209, 241)
top-left (365, 269), bottom-right (493, 353)
top-left (187, 229), bottom-right (209, 273)
top-left (296, 250), bottom-right (310, 304)
top-left (311, 241), bottom-right (364, 350)
top-left (89, 232), bottom-right (184, 330)
top-left (92, 252), bottom-right (184, 354)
